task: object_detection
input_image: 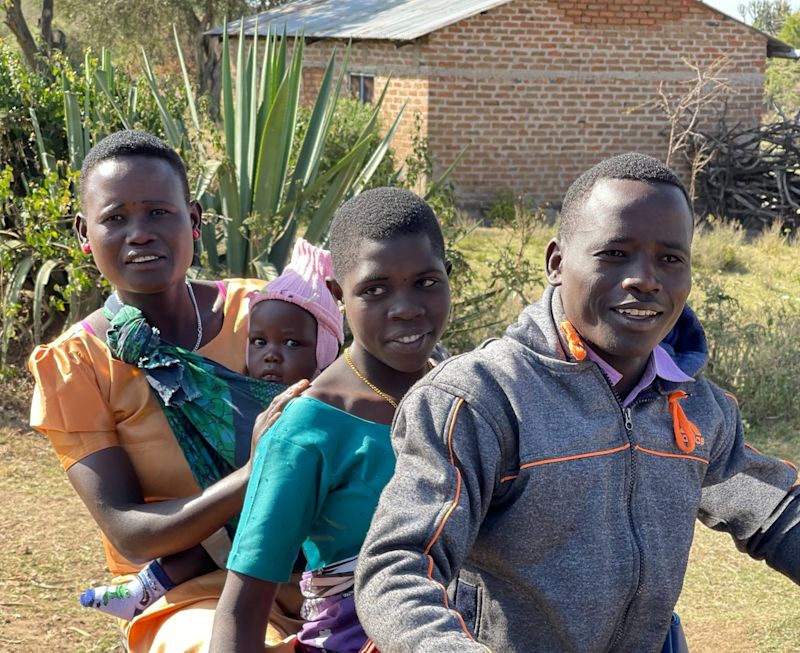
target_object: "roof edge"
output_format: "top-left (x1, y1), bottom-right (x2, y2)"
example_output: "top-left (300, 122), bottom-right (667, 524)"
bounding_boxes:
top-left (205, 0), bottom-right (513, 40)
top-left (205, 0), bottom-right (799, 59)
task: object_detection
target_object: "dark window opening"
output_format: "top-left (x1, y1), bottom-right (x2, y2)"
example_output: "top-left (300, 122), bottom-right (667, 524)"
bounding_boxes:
top-left (349, 73), bottom-right (375, 104)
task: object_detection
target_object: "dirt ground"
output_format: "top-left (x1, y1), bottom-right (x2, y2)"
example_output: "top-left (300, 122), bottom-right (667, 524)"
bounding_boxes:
top-left (0, 376), bottom-right (122, 652)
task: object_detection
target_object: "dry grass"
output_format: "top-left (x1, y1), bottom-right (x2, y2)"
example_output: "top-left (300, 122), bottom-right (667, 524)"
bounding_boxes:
top-left (0, 424), bottom-right (122, 652)
top-left (678, 526), bottom-right (800, 653)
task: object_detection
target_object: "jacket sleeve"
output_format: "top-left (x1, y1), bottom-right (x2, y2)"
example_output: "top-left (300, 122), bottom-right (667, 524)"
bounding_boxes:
top-left (698, 387), bottom-right (800, 583)
top-left (355, 382), bottom-right (504, 652)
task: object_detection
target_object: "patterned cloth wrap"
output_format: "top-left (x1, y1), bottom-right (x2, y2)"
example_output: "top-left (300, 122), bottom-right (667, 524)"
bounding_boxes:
top-left (298, 555), bottom-right (364, 652)
top-left (103, 293), bottom-right (285, 534)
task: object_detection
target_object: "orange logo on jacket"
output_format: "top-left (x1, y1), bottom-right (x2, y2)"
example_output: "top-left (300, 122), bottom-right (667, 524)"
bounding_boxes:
top-left (668, 391), bottom-right (702, 453)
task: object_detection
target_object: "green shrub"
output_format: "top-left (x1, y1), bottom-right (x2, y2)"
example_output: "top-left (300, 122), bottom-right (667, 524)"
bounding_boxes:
top-left (695, 275), bottom-right (800, 431)
top-left (0, 40), bottom-right (65, 188)
top-left (485, 192), bottom-right (540, 228)
top-left (692, 219), bottom-right (748, 273)
top-left (0, 166), bottom-right (102, 368)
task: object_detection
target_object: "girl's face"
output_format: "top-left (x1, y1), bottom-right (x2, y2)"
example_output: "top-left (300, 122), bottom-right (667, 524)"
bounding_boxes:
top-left (247, 300), bottom-right (319, 384)
top-left (338, 233), bottom-right (450, 376)
top-left (75, 155), bottom-right (200, 298)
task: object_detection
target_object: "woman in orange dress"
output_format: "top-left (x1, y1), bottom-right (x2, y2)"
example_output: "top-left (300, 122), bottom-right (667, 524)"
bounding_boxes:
top-left (28, 130), bottom-right (303, 652)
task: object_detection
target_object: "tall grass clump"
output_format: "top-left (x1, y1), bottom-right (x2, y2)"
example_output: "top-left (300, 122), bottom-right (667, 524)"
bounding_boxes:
top-left (692, 219), bottom-right (748, 273)
top-left (695, 274), bottom-right (800, 452)
top-left (752, 220), bottom-right (793, 256)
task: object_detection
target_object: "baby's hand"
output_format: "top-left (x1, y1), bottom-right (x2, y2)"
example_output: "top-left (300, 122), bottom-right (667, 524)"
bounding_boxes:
top-left (250, 380), bottom-right (310, 458)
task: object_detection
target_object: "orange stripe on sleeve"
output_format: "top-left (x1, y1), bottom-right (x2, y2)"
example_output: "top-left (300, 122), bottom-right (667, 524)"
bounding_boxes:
top-left (745, 443), bottom-right (798, 474)
top-left (419, 398), bottom-right (493, 650)
top-left (424, 398), bottom-right (464, 556)
top-left (745, 442), bottom-right (764, 456)
top-left (724, 392), bottom-right (739, 406)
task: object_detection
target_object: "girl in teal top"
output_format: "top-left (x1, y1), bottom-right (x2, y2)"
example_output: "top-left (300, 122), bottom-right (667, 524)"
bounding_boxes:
top-left (210, 187), bottom-right (452, 653)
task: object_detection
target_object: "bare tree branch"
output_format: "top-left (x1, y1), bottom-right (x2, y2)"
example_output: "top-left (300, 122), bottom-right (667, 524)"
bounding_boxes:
top-left (3, 0), bottom-right (41, 69)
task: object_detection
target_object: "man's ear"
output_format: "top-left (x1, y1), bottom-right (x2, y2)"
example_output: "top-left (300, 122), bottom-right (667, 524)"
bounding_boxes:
top-left (189, 200), bottom-right (202, 231)
top-left (325, 277), bottom-right (343, 303)
top-left (445, 260), bottom-right (453, 276)
top-left (545, 238), bottom-right (564, 286)
top-left (74, 213), bottom-right (88, 244)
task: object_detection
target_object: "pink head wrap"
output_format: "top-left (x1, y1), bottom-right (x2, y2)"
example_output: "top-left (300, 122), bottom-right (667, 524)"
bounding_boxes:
top-left (247, 238), bottom-right (344, 374)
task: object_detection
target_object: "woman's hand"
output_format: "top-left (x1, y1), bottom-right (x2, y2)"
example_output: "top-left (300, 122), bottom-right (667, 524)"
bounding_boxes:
top-left (250, 379), bottom-right (310, 458)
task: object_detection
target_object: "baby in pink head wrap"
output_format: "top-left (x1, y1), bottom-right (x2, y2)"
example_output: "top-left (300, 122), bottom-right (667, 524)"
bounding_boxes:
top-left (246, 238), bottom-right (344, 383)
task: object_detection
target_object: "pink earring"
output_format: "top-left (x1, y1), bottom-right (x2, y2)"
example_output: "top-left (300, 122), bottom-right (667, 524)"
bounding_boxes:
top-left (81, 242), bottom-right (91, 254)
top-left (192, 227), bottom-right (200, 240)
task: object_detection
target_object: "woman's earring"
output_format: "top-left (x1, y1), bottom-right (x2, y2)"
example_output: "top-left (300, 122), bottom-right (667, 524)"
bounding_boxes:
top-left (81, 242), bottom-right (91, 254)
top-left (192, 227), bottom-right (200, 240)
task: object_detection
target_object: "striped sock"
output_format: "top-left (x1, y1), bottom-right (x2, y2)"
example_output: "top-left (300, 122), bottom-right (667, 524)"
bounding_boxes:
top-left (79, 560), bottom-right (175, 620)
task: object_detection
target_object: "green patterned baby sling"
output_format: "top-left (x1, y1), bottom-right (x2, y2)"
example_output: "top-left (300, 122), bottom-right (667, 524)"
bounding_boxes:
top-left (103, 292), bottom-right (284, 533)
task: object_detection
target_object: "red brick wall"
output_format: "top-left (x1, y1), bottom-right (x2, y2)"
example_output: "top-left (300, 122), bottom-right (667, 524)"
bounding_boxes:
top-left (298, 40), bottom-right (430, 182)
top-left (423, 0), bottom-right (766, 207)
top-left (257, 0), bottom-right (768, 207)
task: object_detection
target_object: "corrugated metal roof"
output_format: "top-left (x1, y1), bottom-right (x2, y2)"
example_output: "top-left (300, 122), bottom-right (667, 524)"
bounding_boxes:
top-left (206, 0), bottom-right (512, 41)
top-left (206, 0), bottom-right (797, 60)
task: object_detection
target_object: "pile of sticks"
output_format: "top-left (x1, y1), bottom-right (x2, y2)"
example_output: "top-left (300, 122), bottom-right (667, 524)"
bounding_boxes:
top-left (692, 116), bottom-right (800, 230)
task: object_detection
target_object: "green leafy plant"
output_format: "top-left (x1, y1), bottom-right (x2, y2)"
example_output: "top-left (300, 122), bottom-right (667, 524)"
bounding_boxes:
top-left (0, 167), bottom-right (100, 369)
top-left (200, 24), bottom-right (405, 278)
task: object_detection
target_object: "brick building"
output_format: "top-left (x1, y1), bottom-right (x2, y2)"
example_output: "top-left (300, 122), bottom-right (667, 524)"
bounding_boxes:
top-left (211, 0), bottom-right (799, 208)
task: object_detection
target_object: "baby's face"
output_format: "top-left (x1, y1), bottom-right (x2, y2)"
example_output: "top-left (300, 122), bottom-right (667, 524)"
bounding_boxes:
top-left (247, 300), bottom-right (319, 384)
top-left (549, 179), bottom-right (693, 374)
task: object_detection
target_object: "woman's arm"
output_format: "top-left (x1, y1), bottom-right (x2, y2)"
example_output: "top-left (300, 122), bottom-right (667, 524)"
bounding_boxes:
top-left (67, 448), bottom-right (250, 563)
top-left (66, 380), bottom-right (309, 563)
top-left (210, 571), bottom-right (280, 653)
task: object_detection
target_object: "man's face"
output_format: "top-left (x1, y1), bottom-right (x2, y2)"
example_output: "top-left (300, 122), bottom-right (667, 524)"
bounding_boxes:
top-left (547, 179), bottom-right (693, 377)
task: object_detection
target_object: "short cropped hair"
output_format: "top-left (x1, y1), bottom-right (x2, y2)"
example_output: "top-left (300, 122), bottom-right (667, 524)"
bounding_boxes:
top-left (328, 187), bottom-right (446, 278)
top-left (79, 130), bottom-right (190, 203)
top-left (559, 152), bottom-right (691, 242)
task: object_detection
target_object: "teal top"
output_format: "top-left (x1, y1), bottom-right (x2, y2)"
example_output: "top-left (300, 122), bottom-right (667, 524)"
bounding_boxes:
top-left (228, 395), bottom-right (394, 582)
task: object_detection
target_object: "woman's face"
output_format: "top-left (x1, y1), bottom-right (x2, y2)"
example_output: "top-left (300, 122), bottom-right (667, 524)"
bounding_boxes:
top-left (339, 233), bottom-right (450, 377)
top-left (76, 155), bottom-right (200, 298)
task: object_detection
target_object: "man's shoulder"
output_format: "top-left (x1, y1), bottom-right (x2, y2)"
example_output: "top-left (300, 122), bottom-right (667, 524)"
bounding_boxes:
top-left (427, 338), bottom-right (514, 380)
top-left (417, 336), bottom-right (542, 409)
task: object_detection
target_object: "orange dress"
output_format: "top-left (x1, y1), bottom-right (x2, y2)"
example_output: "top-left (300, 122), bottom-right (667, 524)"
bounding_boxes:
top-left (28, 279), bottom-right (301, 652)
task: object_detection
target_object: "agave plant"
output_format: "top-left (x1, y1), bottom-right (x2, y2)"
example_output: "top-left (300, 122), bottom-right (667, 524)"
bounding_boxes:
top-left (205, 21), bottom-right (405, 278)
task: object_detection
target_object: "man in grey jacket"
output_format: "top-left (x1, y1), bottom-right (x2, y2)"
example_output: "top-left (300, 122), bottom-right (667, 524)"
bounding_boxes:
top-left (354, 153), bottom-right (800, 653)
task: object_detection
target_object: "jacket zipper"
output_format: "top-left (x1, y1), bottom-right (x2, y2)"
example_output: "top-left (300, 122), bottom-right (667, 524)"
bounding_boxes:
top-left (606, 403), bottom-right (646, 652)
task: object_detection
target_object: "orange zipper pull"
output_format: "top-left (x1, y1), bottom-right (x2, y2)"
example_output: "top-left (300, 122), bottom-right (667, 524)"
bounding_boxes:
top-left (668, 391), bottom-right (702, 453)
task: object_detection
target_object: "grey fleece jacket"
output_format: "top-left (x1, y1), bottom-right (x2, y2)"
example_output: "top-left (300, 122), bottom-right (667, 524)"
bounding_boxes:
top-left (355, 286), bottom-right (800, 653)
